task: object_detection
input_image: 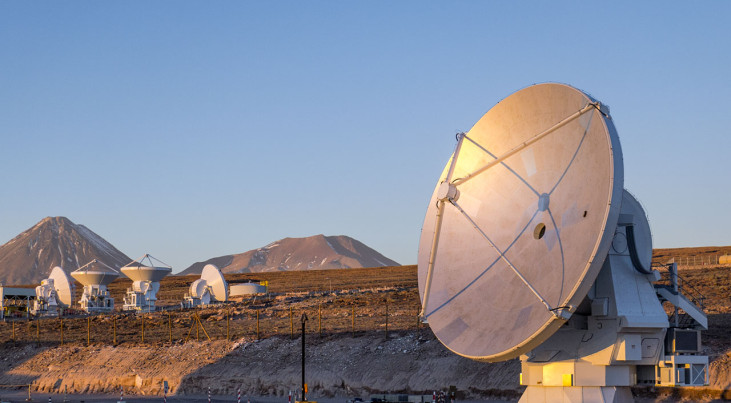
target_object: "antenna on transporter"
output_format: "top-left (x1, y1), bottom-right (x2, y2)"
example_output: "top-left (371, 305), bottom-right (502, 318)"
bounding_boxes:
top-left (183, 263), bottom-right (228, 308)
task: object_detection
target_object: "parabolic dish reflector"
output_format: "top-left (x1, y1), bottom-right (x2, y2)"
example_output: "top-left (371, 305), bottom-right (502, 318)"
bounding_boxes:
top-left (418, 83), bottom-right (623, 362)
top-left (190, 279), bottom-right (207, 299)
top-left (49, 266), bottom-right (74, 307)
top-left (121, 265), bottom-right (171, 282)
top-left (201, 264), bottom-right (228, 302)
top-left (71, 260), bottom-right (120, 286)
top-left (121, 254), bottom-right (172, 282)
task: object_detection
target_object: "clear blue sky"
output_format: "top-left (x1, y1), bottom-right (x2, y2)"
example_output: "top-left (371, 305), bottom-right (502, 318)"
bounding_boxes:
top-left (2, 2), bottom-right (730, 272)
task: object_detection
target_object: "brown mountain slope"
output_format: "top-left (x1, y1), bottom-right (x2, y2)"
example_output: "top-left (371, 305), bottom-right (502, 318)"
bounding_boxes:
top-left (181, 234), bottom-right (399, 275)
top-left (0, 216), bottom-right (132, 284)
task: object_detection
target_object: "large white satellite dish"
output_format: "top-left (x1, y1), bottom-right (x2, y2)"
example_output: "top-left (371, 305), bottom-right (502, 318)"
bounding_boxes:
top-left (201, 263), bottom-right (228, 302)
top-left (71, 259), bottom-right (119, 313)
top-left (49, 266), bottom-right (75, 307)
top-left (32, 266), bottom-right (75, 316)
top-left (121, 254), bottom-right (172, 312)
top-left (121, 254), bottom-right (173, 283)
top-left (71, 259), bottom-right (120, 287)
top-left (418, 83), bottom-right (622, 361)
top-left (418, 83), bottom-right (709, 402)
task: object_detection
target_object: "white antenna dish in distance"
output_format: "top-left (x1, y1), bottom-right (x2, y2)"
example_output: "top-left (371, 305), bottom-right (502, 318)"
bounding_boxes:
top-left (71, 259), bottom-right (120, 286)
top-left (49, 266), bottom-right (75, 307)
top-left (121, 254), bottom-right (172, 282)
top-left (189, 279), bottom-right (208, 299)
top-left (201, 264), bottom-right (228, 302)
top-left (418, 83), bottom-right (624, 362)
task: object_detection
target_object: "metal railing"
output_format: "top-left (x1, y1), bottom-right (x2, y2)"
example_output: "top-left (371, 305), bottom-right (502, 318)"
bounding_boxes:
top-left (653, 263), bottom-right (705, 310)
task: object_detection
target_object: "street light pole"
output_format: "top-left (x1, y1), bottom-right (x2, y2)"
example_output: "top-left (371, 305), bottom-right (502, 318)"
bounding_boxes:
top-left (301, 313), bottom-right (309, 401)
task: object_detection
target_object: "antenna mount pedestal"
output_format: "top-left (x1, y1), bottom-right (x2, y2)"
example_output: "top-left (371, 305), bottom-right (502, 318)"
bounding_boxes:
top-left (518, 194), bottom-right (708, 402)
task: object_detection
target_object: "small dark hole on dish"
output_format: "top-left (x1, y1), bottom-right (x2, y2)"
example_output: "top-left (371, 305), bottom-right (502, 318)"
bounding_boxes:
top-left (533, 223), bottom-right (546, 240)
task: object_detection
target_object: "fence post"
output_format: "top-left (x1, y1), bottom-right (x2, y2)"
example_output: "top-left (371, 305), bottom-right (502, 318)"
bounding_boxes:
top-left (12, 321), bottom-right (16, 342)
top-left (385, 299), bottom-right (389, 339)
top-left (256, 310), bottom-right (260, 340)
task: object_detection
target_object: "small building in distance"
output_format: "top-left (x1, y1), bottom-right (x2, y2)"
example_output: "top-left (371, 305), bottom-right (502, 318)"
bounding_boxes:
top-left (229, 279), bottom-right (268, 300)
top-left (0, 284), bottom-right (36, 319)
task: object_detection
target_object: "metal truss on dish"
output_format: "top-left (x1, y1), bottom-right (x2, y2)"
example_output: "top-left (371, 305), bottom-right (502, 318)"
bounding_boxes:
top-left (417, 83), bottom-right (708, 403)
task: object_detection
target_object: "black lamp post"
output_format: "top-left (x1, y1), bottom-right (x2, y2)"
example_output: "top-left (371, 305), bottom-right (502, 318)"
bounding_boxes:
top-left (301, 313), bottom-right (309, 401)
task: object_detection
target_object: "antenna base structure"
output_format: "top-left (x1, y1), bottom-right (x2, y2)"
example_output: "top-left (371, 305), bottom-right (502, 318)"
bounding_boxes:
top-left (32, 266), bottom-right (76, 317)
top-left (71, 260), bottom-right (119, 313)
top-left (417, 84), bottom-right (708, 403)
top-left (518, 191), bottom-right (708, 402)
top-left (121, 254), bottom-right (172, 312)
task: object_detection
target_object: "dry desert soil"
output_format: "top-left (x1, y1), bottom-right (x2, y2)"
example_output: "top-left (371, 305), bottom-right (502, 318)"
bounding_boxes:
top-left (1, 251), bottom-right (730, 403)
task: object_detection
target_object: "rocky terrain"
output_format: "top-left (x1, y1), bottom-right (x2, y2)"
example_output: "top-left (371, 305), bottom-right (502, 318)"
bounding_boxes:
top-left (0, 217), bottom-right (131, 284)
top-left (652, 245), bottom-right (731, 267)
top-left (0, 253), bottom-right (729, 402)
top-left (181, 235), bottom-right (399, 275)
top-left (0, 334), bottom-right (521, 400)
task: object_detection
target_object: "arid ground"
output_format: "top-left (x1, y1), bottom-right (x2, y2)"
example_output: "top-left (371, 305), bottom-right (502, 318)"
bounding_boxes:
top-left (1, 250), bottom-right (730, 402)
